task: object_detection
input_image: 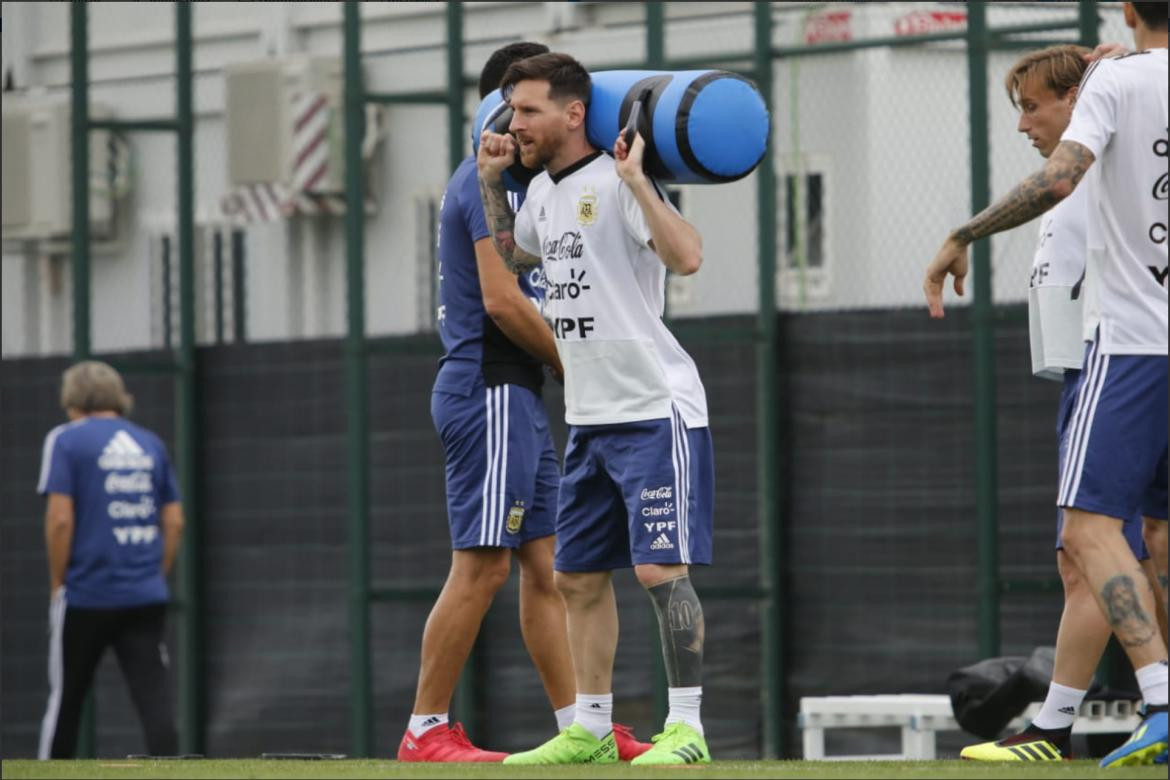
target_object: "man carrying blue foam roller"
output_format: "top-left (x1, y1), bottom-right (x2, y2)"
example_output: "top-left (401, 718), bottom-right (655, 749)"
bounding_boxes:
top-left (478, 51), bottom-right (716, 767)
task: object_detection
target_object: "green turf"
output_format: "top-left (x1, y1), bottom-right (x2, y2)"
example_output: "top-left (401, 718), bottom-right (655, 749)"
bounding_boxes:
top-left (0, 760), bottom-right (1166, 780)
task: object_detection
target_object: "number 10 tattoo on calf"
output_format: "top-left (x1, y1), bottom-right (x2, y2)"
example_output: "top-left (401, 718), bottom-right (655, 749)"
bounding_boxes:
top-left (647, 576), bottom-right (705, 686)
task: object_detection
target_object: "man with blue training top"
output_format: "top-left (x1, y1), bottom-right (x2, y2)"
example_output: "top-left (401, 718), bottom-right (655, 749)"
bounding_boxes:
top-left (397, 41), bottom-right (650, 763)
top-left (37, 361), bottom-right (184, 759)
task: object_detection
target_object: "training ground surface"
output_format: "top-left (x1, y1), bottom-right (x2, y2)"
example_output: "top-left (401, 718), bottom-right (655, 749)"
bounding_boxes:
top-left (1, 760), bottom-right (1166, 779)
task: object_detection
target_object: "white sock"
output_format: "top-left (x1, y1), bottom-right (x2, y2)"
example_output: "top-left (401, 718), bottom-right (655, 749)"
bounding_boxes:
top-left (554, 703), bottom-right (575, 732)
top-left (408, 712), bottom-right (448, 737)
top-left (1031, 682), bottom-right (1087, 730)
top-left (1136, 660), bottom-right (1169, 707)
top-left (574, 693), bottom-right (613, 740)
top-left (663, 686), bottom-right (704, 736)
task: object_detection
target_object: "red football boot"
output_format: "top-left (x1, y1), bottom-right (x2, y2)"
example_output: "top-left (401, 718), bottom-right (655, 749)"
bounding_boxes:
top-left (397, 722), bottom-right (509, 762)
top-left (613, 722), bottom-right (653, 761)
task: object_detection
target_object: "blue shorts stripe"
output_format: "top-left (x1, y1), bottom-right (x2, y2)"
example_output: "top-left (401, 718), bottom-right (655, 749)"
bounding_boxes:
top-left (479, 388), bottom-right (494, 546)
top-left (1058, 339), bottom-right (1099, 504)
top-left (490, 387), bottom-right (505, 545)
top-left (496, 385), bottom-right (511, 545)
top-left (1060, 341), bottom-right (1109, 506)
top-left (1069, 354), bottom-right (1110, 504)
top-left (677, 407), bottom-right (692, 564)
top-left (670, 412), bottom-right (682, 559)
top-left (670, 408), bottom-right (690, 564)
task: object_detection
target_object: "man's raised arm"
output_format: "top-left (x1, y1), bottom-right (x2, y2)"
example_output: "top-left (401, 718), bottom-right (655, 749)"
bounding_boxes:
top-left (477, 130), bottom-right (542, 274)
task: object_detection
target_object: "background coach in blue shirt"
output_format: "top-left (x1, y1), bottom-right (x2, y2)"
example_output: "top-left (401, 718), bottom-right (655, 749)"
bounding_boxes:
top-left (36, 360), bottom-right (185, 759)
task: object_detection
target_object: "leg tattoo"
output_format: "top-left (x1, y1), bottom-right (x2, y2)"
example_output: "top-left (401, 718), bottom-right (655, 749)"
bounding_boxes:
top-left (647, 576), bottom-right (705, 687)
top-left (1101, 573), bottom-right (1156, 648)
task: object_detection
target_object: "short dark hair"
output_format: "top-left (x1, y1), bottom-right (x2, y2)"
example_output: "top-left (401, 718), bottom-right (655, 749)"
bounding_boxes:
top-left (478, 42), bottom-right (550, 99)
top-left (1131, 2), bottom-right (1168, 30)
top-left (499, 52), bottom-right (591, 106)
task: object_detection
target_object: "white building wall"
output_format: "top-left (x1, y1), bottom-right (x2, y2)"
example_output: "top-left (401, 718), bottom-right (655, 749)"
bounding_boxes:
top-left (1, 2), bottom-right (1127, 357)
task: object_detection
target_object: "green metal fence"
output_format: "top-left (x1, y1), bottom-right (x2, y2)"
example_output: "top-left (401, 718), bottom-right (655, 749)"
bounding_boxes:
top-left (61, 0), bottom-right (1106, 759)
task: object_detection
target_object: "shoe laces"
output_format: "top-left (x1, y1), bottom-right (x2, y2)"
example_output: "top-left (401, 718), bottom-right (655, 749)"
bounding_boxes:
top-left (652, 722), bottom-right (693, 745)
top-left (448, 723), bottom-right (475, 749)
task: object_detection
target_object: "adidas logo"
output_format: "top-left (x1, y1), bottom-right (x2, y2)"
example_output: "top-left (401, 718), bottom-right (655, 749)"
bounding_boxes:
top-left (590, 703), bottom-right (602, 709)
top-left (650, 533), bottom-right (674, 551)
top-left (107, 430), bottom-right (144, 455)
top-left (1004, 741), bottom-right (1061, 760)
top-left (1057, 706), bottom-right (1077, 715)
top-left (538, 206), bottom-right (547, 222)
top-left (420, 716), bottom-right (442, 727)
top-left (98, 430), bottom-right (154, 471)
top-left (671, 743), bottom-right (704, 763)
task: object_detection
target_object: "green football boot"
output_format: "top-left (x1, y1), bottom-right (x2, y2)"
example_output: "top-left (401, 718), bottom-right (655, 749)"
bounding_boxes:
top-left (502, 722), bottom-right (618, 765)
top-left (629, 722), bottom-right (711, 765)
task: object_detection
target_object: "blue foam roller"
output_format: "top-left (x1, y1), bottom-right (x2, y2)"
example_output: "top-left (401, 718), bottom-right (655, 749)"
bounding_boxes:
top-left (587, 70), bottom-right (769, 184)
top-left (471, 69), bottom-right (770, 187)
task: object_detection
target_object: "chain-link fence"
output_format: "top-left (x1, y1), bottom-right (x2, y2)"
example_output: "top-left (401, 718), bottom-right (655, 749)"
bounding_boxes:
top-left (1, 0), bottom-right (1133, 761)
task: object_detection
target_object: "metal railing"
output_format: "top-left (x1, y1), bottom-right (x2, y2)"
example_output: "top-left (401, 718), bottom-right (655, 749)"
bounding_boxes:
top-left (63, 0), bottom-right (1101, 759)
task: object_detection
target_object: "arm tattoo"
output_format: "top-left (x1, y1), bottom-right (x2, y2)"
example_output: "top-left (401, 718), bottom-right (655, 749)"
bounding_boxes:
top-left (477, 174), bottom-right (541, 274)
top-left (953, 141), bottom-right (1094, 244)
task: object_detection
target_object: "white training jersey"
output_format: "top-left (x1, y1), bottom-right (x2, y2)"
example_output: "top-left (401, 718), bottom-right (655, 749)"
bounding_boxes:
top-left (514, 151), bottom-right (709, 428)
top-left (1027, 175), bottom-right (1090, 380)
top-left (1060, 47), bottom-right (1168, 355)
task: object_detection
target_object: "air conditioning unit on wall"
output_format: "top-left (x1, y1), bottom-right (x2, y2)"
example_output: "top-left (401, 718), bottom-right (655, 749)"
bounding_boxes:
top-left (2, 95), bottom-right (117, 242)
top-left (224, 56), bottom-right (344, 191)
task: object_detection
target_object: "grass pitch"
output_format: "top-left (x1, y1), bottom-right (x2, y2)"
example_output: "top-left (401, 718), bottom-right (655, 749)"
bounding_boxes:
top-left (1, 760), bottom-right (1167, 780)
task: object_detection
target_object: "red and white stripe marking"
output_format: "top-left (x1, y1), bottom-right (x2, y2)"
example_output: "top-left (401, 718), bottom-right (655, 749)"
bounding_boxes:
top-left (219, 90), bottom-right (367, 223)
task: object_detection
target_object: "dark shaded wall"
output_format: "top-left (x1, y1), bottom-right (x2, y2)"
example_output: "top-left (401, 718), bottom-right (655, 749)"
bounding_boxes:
top-left (1, 308), bottom-right (1067, 758)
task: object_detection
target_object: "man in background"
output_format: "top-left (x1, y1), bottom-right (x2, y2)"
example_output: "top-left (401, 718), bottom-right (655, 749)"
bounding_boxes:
top-left (924, 2), bottom-right (1168, 767)
top-left (37, 361), bottom-right (184, 758)
top-left (960, 42), bottom-right (1165, 762)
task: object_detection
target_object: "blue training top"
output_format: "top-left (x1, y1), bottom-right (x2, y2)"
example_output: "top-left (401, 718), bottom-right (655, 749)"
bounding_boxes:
top-left (434, 155), bottom-right (545, 396)
top-left (37, 416), bottom-right (180, 608)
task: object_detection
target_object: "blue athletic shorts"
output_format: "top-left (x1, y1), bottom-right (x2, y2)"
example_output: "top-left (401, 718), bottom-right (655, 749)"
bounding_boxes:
top-left (431, 382), bottom-right (559, 549)
top-left (1054, 368), bottom-right (1148, 559)
top-left (554, 407), bottom-right (714, 572)
top-left (1057, 337), bottom-right (1168, 524)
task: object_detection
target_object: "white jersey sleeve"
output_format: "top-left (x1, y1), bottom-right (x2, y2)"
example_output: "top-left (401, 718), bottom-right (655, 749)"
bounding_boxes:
top-left (1062, 60), bottom-right (1117, 159)
top-left (618, 177), bottom-right (681, 249)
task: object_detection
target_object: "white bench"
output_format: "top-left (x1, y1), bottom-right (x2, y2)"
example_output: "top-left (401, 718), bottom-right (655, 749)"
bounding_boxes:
top-left (798, 694), bottom-right (1141, 760)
